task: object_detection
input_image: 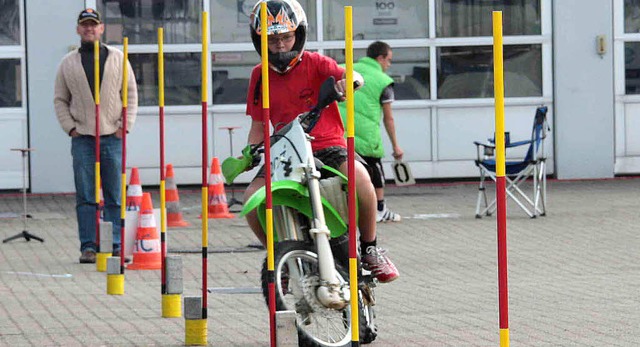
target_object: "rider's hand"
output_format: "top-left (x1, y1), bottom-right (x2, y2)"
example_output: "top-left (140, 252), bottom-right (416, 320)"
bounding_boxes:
top-left (335, 79), bottom-right (347, 101)
top-left (246, 144), bottom-right (262, 171)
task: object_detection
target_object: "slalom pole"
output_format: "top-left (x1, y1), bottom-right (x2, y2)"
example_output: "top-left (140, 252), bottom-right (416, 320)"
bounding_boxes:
top-left (183, 11), bottom-right (209, 346)
top-left (157, 27), bottom-right (166, 310)
top-left (157, 27), bottom-right (182, 317)
top-left (108, 37), bottom-right (128, 295)
top-left (201, 12), bottom-right (209, 323)
top-left (259, 3), bottom-right (276, 346)
top-left (344, 6), bottom-right (360, 346)
top-left (94, 40), bottom-right (105, 272)
top-left (492, 11), bottom-right (510, 347)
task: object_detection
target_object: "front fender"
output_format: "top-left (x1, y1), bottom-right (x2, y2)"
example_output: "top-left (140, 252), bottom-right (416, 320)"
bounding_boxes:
top-left (241, 180), bottom-right (349, 239)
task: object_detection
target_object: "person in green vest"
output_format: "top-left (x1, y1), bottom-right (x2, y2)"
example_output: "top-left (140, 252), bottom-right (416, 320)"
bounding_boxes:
top-left (339, 41), bottom-right (403, 222)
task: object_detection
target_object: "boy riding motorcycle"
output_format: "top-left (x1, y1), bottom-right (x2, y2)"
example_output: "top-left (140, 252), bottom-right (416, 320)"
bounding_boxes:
top-left (242, 0), bottom-right (399, 283)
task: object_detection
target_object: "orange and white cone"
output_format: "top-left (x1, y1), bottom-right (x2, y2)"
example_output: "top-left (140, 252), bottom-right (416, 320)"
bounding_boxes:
top-left (127, 192), bottom-right (161, 270)
top-left (99, 187), bottom-right (105, 221)
top-left (204, 157), bottom-right (234, 219)
top-left (126, 167), bottom-right (143, 211)
top-left (165, 164), bottom-right (190, 227)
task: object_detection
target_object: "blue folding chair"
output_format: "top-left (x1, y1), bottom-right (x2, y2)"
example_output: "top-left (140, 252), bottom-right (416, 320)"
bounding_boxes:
top-left (474, 106), bottom-right (549, 218)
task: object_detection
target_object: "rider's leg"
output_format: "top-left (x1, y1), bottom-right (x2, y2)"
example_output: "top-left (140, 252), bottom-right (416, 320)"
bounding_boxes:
top-left (243, 177), bottom-right (267, 246)
top-left (338, 160), bottom-right (377, 242)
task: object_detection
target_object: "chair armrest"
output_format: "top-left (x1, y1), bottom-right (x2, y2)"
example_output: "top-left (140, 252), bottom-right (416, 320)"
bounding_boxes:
top-left (474, 141), bottom-right (495, 149)
top-left (506, 139), bottom-right (532, 148)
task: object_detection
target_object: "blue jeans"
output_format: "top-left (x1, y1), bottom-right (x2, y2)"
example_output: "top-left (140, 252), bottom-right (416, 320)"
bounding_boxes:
top-left (72, 135), bottom-right (122, 252)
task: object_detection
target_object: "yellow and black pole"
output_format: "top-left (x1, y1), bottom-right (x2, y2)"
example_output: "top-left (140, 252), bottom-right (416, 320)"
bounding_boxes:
top-left (259, 3), bottom-right (276, 346)
top-left (492, 11), bottom-right (510, 347)
top-left (108, 37), bottom-right (129, 295)
top-left (94, 40), bottom-right (109, 272)
top-left (344, 6), bottom-right (360, 346)
top-left (185, 11), bottom-right (208, 346)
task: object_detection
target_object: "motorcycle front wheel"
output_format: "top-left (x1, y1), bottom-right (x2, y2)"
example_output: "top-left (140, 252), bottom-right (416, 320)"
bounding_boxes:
top-left (261, 241), bottom-right (376, 347)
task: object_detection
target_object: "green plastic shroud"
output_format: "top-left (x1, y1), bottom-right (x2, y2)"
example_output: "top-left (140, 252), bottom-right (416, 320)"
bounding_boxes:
top-left (240, 167), bottom-right (356, 241)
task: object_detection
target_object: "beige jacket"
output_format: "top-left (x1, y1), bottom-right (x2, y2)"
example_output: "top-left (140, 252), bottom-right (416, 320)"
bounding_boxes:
top-left (54, 44), bottom-right (138, 136)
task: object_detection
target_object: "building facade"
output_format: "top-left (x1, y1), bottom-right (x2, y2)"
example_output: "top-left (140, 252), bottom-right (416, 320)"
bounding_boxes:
top-left (0, 0), bottom-right (637, 193)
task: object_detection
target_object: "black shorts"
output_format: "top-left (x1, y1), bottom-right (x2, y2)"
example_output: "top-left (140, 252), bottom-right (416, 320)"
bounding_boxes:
top-left (361, 155), bottom-right (385, 189)
top-left (254, 146), bottom-right (360, 178)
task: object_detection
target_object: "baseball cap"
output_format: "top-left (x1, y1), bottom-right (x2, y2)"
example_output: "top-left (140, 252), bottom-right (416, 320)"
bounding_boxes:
top-left (78, 8), bottom-right (101, 24)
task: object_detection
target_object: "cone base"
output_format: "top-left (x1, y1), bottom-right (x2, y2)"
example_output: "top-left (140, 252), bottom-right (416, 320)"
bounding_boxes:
top-left (127, 253), bottom-right (161, 270)
top-left (167, 217), bottom-right (191, 228)
top-left (198, 212), bottom-right (235, 219)
top-left (127, 262), bottom-right (161, 270)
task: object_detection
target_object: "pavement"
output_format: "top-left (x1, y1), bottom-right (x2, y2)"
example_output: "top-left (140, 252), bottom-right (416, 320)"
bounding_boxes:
top-left (1, 177), bottom-right (639, 346)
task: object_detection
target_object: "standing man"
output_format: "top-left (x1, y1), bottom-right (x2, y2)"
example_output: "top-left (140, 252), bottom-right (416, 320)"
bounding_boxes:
top-left (339, 41), bottom-right (403, 223)
top-left (54, 8), bottom-right (138, 263)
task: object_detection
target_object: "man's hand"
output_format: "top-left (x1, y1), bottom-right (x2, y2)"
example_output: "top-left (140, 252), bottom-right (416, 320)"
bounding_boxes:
top-left (392, 146), bottom-right (404, 161)
top-left (115, 128), bottom-right (124, 139)
top-left (69, 129), bottom-right (80, 137)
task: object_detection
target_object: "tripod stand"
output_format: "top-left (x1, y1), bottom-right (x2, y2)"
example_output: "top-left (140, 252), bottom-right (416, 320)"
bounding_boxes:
top-left (3, 148), bottom-right (44, 243)
top-left (220, 126), bottom-right (243, 211)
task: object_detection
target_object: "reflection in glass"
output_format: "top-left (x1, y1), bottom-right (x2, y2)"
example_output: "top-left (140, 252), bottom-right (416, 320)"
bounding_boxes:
top-left (212, 51), bottom-right (260, 104)
top-left (323, 0), bottom-right (428, 41)
top-left (326, 47), bottom-right (429, 100)
top-left (436, 0), bottom-right (540, 37)
top-left (211, 0), bottom-right (317, 43)
top-left (0, 59), bottom-right (21, 107)
top-left (129, 53), bottom-right (200, 106)
top-left (625, 42), bottom-right (640, 94)
top-left (625, 0), bottom-right (640, 33)
top-left (0, 0), bottom-right (20, 45)
top-left (437, 45), bottom-right (542, 99)
top-left (98, 0), bottom-right (202, 44)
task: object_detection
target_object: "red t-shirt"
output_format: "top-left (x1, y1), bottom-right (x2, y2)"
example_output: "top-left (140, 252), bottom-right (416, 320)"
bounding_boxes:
top-left (246, 51), bottom-right (346, 151)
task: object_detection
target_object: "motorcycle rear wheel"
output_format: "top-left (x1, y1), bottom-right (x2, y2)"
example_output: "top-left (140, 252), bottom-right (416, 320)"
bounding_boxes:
top-left (261, 241), bottom-right (377, 346)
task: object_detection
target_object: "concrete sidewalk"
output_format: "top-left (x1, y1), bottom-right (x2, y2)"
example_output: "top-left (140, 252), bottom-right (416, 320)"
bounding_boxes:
top-left (1, 178), bottom-right (639, 346)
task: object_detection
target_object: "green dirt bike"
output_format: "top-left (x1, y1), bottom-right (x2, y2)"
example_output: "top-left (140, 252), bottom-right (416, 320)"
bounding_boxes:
top-left (222, 77), bottom-right (377, 346)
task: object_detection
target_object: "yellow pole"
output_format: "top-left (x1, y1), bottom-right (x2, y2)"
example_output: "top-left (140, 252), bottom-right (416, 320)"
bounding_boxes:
top-left (107, 36), bottom-right (128, 295)
top-left (94, 40), bottom-right (108, 272)
top-left (185, 11), bottom-right (208, 346)
top-left (344, 5), bottom-right (360, 344)
top-left (94, 40), bottom-right (101, 206)
top-left (260, 3), bottom-right (276, 346)
top-left (493, 10), bottom-right (510, 347)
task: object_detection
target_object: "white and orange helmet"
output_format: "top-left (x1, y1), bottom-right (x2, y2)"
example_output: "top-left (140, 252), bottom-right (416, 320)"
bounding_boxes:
top-left (250, 0), bottom-right (307, 73)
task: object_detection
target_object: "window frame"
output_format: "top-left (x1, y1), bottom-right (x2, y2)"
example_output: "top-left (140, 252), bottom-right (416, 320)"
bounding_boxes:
top-left (98, 0), bottom-right (551, 112)
top-left (0, 0), bottom-right (25, 113)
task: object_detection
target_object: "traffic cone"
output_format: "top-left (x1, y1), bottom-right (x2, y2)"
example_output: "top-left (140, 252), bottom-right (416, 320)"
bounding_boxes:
top-left (99, 187), bottom-right (105, 221)
top-left (165, 164), bottom-right (190, 228)
top-left (204, 157), bottom-right (234, 219)
top-left (126, 167), bottom-right (143, 211)
top-left (127, 192), bottom-right (161, 270)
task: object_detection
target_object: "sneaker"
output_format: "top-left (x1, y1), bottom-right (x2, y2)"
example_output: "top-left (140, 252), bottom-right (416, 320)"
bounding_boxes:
top-left (79, 249), bottom-right (96, 264)
top-left (376, 207), bottom-right (401, 222)
top-left (112, 249), bottom-right (132, 263)
top-left (362, 246), bottom-right (399, 283)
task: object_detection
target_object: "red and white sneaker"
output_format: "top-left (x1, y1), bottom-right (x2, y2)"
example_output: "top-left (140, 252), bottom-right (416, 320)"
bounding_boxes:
top-left (362, 246), bottom-right (399, 283)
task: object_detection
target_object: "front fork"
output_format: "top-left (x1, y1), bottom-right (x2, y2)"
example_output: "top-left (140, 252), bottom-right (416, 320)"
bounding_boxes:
top-left (306, 171), bottom-right (350, 309)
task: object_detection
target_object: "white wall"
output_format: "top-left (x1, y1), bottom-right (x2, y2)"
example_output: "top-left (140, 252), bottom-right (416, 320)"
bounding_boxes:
top-left (553, 0), bottom-right (615, 178)
top-left (27, 0), bottom-right (83, 193)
